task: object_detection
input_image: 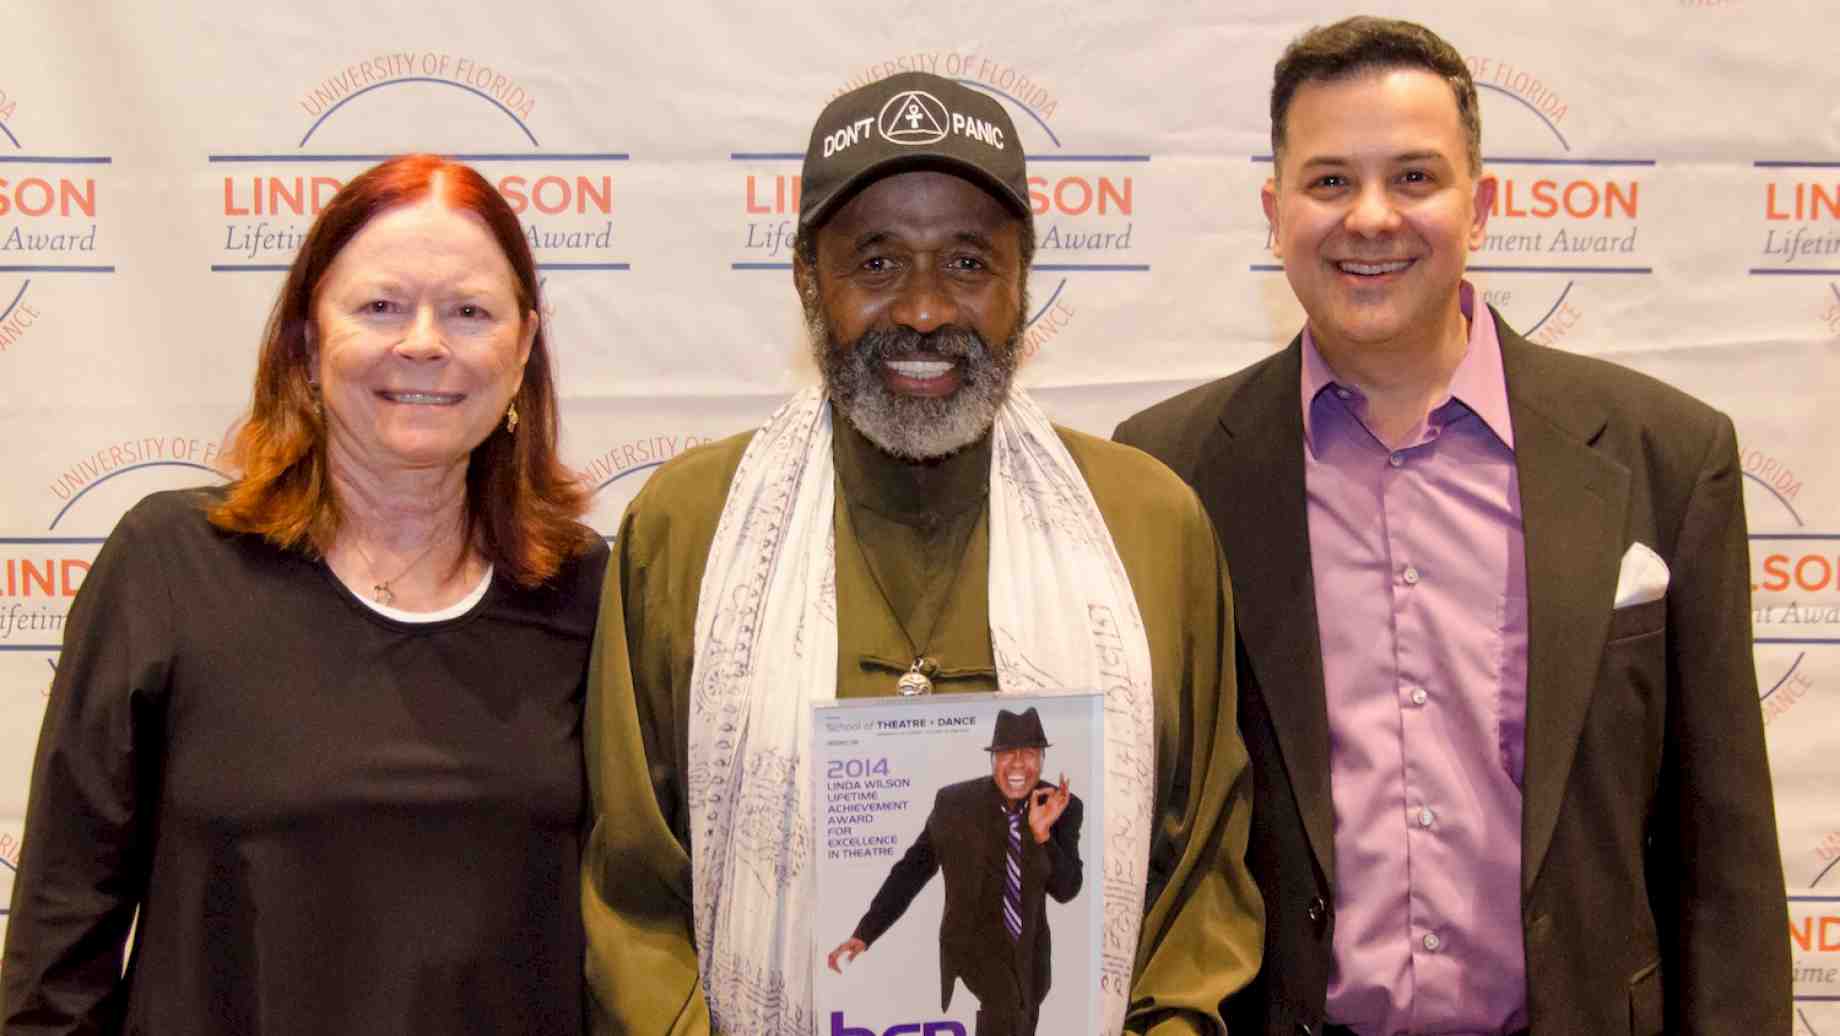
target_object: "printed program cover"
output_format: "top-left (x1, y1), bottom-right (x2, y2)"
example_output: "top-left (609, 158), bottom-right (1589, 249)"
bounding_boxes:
top-left (811, 692), bottom-right (1104, 1036)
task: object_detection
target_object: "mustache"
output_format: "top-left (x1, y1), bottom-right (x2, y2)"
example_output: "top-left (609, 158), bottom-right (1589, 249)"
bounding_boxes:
top-left (848, 324), bottom-right (991, 363)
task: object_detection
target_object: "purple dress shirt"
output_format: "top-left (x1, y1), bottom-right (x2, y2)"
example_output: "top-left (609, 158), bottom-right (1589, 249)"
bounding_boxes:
top-left (1306, 283), bottom-right (1530, 1036)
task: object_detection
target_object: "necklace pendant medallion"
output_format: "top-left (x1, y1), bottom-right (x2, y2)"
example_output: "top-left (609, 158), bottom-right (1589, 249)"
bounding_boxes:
top-left (372, 583), bottom-right (395, 606)
top-left (896, 660), bottom-right (933, 697)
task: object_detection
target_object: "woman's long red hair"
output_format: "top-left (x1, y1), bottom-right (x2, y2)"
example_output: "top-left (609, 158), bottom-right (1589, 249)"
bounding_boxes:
top-left (208, 154), bottom-right (595, 586)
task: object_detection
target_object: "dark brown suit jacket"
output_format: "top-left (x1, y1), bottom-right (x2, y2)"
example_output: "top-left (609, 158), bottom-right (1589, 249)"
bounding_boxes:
top-left (852, 777), bottom-right (1083, 1025)
top-left (1114, 312), bottom-right (1790, 1036)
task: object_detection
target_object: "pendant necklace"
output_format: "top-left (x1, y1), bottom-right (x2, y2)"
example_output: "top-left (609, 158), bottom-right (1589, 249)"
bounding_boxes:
top-left (345, 532), bottom-right (448, 606)
top-left (868, 561), bottom-right (945, 696)
top-left (856, 521), bottom-right (978, 697)
top-left (896, 659), bottom-right (935, 697)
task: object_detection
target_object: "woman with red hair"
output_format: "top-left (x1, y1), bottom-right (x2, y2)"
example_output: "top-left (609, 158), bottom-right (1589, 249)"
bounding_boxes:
top-left (2, 155), bottom-right (605, 1035)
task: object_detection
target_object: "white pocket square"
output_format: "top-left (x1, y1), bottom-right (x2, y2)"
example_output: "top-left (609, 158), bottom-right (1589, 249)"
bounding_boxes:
top-left (1613, 541), bottom-right (1669, 608)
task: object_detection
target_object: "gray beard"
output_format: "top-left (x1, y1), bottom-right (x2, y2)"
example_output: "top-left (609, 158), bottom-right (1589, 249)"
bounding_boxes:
top-left (806, 305), bottom-right (1023, 462)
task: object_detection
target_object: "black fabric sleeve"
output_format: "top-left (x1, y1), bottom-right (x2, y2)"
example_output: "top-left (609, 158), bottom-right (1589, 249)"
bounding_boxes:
top-left (851, 808), bottom-right (942, 947)
top-left (1040, 794), bottom-right (1083, 904)
top-left (1653, 414), bottom-right (1791, 1032)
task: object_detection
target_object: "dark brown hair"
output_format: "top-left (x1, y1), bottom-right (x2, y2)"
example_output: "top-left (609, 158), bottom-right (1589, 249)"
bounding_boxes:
top-left (209, 153), bottom-right (595, 587)
top-left (1270, 16), bottom-right (1482, 176)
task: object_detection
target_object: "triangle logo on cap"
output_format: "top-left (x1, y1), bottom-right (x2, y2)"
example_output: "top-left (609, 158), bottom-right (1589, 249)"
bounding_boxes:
top-left (798, 71), bottom-right (1032, 228)
top-left (877, 90), bottom-right (949, 146)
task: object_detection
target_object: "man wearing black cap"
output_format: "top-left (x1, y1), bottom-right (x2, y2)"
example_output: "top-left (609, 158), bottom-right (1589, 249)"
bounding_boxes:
top-left (825, 707), bottom-right (1082, 1036)
top-left (584, 71), bottom-right (1260, 1036)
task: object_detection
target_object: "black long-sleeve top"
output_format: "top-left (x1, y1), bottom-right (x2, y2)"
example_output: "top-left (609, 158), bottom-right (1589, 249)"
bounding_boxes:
top-left (1, 489), bottom-right (607, 1036)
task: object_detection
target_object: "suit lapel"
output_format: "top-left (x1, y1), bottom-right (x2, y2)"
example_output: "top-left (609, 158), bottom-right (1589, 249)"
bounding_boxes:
top-left (1193, 341), bottom-right (1337, 886)
top-left (1499, 324), bottom-right (1631, 894)
top-left (970, 784), bottom-right (1004, 885)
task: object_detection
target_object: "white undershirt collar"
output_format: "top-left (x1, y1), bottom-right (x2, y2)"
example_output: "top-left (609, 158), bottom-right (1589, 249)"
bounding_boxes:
top-left (355, 565), bottom-right (493, 623)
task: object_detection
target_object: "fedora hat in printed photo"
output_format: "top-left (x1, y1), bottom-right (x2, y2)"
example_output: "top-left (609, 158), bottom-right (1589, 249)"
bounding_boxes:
top-left (985, 707), bottom-right (1052, 752)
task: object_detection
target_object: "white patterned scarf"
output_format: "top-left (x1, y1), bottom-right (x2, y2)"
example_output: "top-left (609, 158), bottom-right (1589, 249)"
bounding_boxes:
top-left (687, 386), bottom-right (1156, 1035)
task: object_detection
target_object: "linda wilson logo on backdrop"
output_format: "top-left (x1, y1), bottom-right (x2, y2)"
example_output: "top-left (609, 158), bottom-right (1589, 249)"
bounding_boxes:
top-left (1251, 53), bottom-right (1654, 349)
top-left (0, 435), bottom-right (232, 656)
top-left (1457, 50), bottom-right (1653, 353)
top-left (1751, 160), bottom-right (1840, 330)
top-left (1742, 446), bottom-right (1834, 732)
top-left (1, 434), bottom-right (229, 936)
top-left (1743, 446), bottom-right (1840, 1023)
top-left (1790, 892), bottom-right (1840, 1020)
top-left (0, 81), bottom-right (116, 357)
top-left (209, 51), bottom-right (628, 276)
top-left (731, 52), bottom-right (1144, 358)
top-left (1792, 896), bottom-right (1840, 1028)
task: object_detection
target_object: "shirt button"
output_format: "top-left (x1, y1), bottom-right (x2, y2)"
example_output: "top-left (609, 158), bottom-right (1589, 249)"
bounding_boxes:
top-left (1418, 806), bottom-right (1436, 828)
top-left (1335, 387), bottom-right (1353, 400)
top-left (1388, 451), bottom-right (1405, 467)
top-left (1408, 686), bottom-right (1428, 706)
top-left (1402, 565), bottom-right (1421, 586)
top-left (1423, 932), bottom-right (1442, 951)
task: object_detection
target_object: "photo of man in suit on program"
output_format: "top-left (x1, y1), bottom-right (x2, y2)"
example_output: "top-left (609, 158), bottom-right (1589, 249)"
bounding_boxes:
top-left (827, 707), bottom-right (1082, 1036)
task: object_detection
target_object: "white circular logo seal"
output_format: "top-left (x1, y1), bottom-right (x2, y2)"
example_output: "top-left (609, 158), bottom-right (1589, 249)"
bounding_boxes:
top-left (877, 90), bottom-right (950, 146)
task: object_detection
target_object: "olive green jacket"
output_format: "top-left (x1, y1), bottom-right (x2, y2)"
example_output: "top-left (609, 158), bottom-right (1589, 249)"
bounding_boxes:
top-left (583, 420), bottom-right (1262, 1035)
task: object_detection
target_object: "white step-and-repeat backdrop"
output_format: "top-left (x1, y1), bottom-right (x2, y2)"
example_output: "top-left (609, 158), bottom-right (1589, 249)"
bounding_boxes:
top-left (3, 0), bottom-right (1834, 1023)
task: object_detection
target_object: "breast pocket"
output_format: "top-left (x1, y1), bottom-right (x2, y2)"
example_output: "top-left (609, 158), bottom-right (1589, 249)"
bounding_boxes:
top-left (1601, 596), bottom-right (1669, 783)
top-left (1607, 597), bottom-right (1666, 643)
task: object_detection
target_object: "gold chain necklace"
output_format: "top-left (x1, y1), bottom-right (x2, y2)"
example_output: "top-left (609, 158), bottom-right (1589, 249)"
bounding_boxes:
top-left (345, 531), bottom-right (449, 606)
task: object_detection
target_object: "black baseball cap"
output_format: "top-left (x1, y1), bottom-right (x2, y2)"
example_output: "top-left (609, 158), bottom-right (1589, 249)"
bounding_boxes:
top-left (798, 71), bottom-right (1031, 229)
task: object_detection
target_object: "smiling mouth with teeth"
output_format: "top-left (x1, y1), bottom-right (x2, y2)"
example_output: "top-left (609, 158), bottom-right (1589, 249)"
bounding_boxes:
top-left (380, 391), bottom-right (464, 405)
top-left (884, 359), bottom-right (956, 379)
top-left (1338, 259), bottom-right (1414, 276)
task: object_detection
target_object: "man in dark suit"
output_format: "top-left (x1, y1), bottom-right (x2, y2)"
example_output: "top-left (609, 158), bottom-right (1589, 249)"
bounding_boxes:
top-left (827, 707), bottom-right (1082, 1036)
top-left (1115, 16), bottom-right (1789, 1036)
